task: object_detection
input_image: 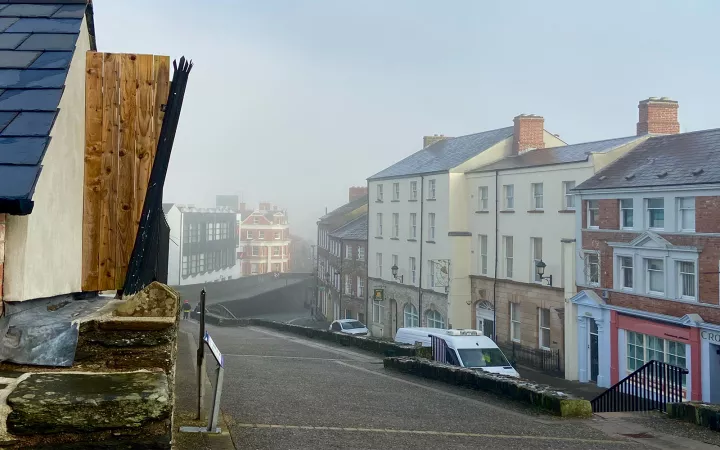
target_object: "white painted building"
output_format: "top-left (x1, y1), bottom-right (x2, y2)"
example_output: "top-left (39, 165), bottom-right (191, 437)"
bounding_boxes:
top-left (367, 117), bottom-right (565, 338)
top-left (164, 204), bottom-right (241, 286)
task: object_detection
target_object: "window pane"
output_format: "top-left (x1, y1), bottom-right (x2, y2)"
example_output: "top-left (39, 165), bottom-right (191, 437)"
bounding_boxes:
top-left (648, 198), bottom-right (664, 208)
top-left (679, 261), bottom-right (696, 298)
top-left (647, 259), bottom-right (664, 293)
top-left (621, 256), bottom-right (633, 288)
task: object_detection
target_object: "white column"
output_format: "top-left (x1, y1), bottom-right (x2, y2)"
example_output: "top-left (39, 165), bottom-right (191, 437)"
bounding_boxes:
top-left (563, 239), bottom-right (579, 380)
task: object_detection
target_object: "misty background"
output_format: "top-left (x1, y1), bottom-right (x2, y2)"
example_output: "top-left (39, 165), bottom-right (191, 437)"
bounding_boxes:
top-left (93, 0), bottom-right (720, 241)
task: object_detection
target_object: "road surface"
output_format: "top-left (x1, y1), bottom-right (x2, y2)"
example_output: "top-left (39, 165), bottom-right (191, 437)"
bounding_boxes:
top-left (182, 321), bottom-right (677, 450)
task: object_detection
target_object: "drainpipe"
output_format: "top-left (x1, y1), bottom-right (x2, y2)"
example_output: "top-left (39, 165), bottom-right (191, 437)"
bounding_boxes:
top-left (178, 210), bottom-right (184, 286)
top-left (492, 170), bottom-right (499, 341)
top-left (315, 222), bottom-right (320, 318)
top-left (339, 238), bottom-right (344, 318)
top-left (365, 179), bottom-right (370, 325)
top-left (418, 175), bottom-right (425, 325)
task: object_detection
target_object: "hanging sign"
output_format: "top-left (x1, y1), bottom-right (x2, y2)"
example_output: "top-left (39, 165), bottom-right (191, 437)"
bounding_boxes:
top-left (373, 288), bottom-right (384, 301)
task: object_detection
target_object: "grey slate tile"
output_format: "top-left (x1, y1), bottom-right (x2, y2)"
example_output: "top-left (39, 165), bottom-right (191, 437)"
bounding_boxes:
top-left (0, 16), bottom-right (16, 31)
top-left (0, 50), bottom-right (39, 68)
top-left (0, 88), bottom-right (63, 111)
top-left (0, 164), bottom-right (41, 198)
top-left (5, 18), bottom-right (81, 33)
top-left (1, 111), bottom-right (56, 136)
top-left (0, 32), bottom-right (28, 49)
top-left (0, 136), bottom-right (49, 164)
top-left (0, 4), bottom-right (62, 18)
top-left (0, 111), bottom-right (15, 132)
top-left (28, 51), bottom-right (71, 68)
top-left (51, 4), bottom-right (86, 19)
top-left (0, 69), bottom-right (67, 88)
top-left (16, 32), bottom-right (77, 50)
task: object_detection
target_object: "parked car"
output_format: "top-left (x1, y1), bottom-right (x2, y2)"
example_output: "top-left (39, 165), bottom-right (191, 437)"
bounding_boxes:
top-left (329, 319), bottom-right (369, 336)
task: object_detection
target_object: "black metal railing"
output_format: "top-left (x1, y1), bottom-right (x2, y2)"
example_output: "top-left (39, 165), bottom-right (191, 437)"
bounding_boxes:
top-left (591, 360), bottom-right (688, 413)
top-left (499, 341), bottom-right (563, 375)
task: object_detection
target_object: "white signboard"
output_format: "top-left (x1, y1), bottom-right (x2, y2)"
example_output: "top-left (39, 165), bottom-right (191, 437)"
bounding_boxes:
top-left (204, 331), bottom-right (224, 367)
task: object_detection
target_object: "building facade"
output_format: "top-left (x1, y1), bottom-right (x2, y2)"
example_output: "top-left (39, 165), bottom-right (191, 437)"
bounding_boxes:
top-left (367, 123), bottom-right (565, 338)
top-left (325, 215), bottom-right (368, 322)
top-left (239, 203), bottom-right (291, 275)
top-left (464, 129), bottom-right (648, 364)
top-left (570, 102), bottom-right (720, 402)
top-left (165, 204), bottom-right (239, 285)
top-left (316, 188), bottom-right (368, 321)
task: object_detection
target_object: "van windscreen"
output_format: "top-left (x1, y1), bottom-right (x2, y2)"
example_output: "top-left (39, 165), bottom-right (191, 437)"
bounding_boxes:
top-left (457, 348), bottom-right (510, 368)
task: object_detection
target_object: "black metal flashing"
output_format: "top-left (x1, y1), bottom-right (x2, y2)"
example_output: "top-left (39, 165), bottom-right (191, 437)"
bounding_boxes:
top-left (448, 231), bottom-right (472, 237)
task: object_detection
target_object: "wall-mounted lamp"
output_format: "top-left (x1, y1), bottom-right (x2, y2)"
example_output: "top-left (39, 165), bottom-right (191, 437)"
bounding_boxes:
top-left (535, 260), bottom-right (553, 287)
top-left (391, 265), bottom-right (403, 283)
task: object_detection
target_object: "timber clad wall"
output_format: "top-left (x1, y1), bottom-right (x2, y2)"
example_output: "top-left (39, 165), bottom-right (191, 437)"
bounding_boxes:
top-left (82, 51), bottom-right (170, 292)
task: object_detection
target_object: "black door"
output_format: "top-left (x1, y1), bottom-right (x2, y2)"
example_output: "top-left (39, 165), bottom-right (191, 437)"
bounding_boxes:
top-left (589, 319), bottom-right (599, 382)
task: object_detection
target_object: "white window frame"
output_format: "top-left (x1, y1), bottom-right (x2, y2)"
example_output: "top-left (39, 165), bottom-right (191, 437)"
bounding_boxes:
top-left (645, 257), bottom-right (665, 296)
top-left (531, 237), bottom-right (542, 283)
top-left (377, 184), bottom-right (384, 202)
top-left (618, 254), bottom-right (634, 291)
top-left (392, 182), bottom-right (400, 201)
top-left (373, 297), bottom-right (384, 323)
top-left (620, 199), bottom-right (634, 229)
top-left (409, 213), bottom-right (417, 239)
top-left (345, 244), bottom-right (352, 259)
top-left (510, 303), bottom-right (521, 343)
top-left (587, 200), bottom-right (599, 228)
top-left (428, 213), bottom-right (435, 241)
top-left (503, 236), bottom-right (513, 278)
top-left (345, 274), bottom-right (352, 295)
top-left (563, 181), bottom-right (576, 209)
top-left (478, 186), bottom-right (488, 211)
top-left (503, 184), bottom-right (514, 210)
top-left (531, 183), bottom-right (544, 210)
top-left (677, 260), bottom-right (697, 301)
top-left (376, 213), bottom-right (383, 237)
top-left (678, 197), bottom-right (696, 232)
top-left (246, 230), bottom-right (253, 239)
top-left (392, 213), bottom-right (399, 238)
top-left (626, 331), bottom-right (688, 392)
top-left (409, 257), bottom-right (416, 284)
top-left (357, 246), bottom-right (365, 261)
top-left (403, 303), bottom-right (419, 327)
top-left (539, 308), bottom-right (551, 350)
top-left (376, 253), bottom-right (383, 278)
top-left (426, 310), bottom-right (444, 329)
top-left (251, 246), bottom-right (259, 257)
top-left (410, 181), bottom-right (417, 200)
top-left (357, 277), bottom-right (364, 297)
top-left (584, 251), bottom-right (600, 286)
top-left (272, 246), bottom-right (280, 256)
top-left (646, 198), bottom-right (665, 231)
top-left (258, 230), bottom-right (265, 240)
top-left (478, 235), bottom-right (488, 275)
top-left (274, 231), bottom-right (281, 240)
top-left (428, 179), bottom-right (436, 200)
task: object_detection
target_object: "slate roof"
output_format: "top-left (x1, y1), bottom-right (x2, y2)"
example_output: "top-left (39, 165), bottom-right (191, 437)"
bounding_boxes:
top-left (329, 213), bottom-right (367, 241)
top-left (575, 128), bottom-right (720, 191)
top-left (469, 135), bottom-right (644, 173)
top-left (319, 194), bottom-right (368, 222)
top-left (0, 1), bottom-right (89, 215)
top-left (368, 127), bottom-right (514, 180)
top-left (162, 203), bottom-right (174, 214)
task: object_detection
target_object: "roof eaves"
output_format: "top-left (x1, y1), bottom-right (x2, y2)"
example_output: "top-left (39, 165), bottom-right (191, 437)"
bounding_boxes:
top-left (367, 169), bottom-right (447, 182)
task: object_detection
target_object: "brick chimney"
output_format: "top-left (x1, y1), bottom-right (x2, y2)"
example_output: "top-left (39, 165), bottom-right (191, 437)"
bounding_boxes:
top-left (512, 114), bottom-right (545, 155)
top-left (423, 134), bottom-right (448, 148)
top-left (348, 186), bottom-right (367, 202)
top-left (637, 97), bottom-right (679, 136)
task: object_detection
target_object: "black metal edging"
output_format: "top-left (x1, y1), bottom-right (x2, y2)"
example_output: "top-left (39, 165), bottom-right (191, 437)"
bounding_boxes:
top-left (123, 57), bottom-right (193, 296)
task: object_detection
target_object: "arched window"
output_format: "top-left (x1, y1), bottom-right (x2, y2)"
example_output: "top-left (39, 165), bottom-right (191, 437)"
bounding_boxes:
top-left (426, 309), bottom-right (445, 329)
top-left (403, 304), bottom-right (419, 327)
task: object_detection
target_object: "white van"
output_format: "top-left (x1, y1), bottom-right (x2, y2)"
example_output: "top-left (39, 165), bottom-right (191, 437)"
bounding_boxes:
top-left (394, 327), bottom-right (520, 378)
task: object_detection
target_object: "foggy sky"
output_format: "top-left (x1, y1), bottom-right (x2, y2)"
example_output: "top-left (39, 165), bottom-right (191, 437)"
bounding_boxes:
top-left (93, 0), bottom-right (720, 241)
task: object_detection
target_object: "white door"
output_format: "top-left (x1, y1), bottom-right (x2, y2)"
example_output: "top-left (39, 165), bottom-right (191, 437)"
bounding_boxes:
top-left (333, 301), bottom-right (340, 321)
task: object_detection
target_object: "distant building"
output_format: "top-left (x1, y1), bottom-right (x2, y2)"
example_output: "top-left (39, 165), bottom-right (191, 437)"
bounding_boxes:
top-left (164, 204), bottom-right (240, 285)
top-left (327, 214), bottom-right (368, 322)
top-left (238, 203), bottom-right (291, 275)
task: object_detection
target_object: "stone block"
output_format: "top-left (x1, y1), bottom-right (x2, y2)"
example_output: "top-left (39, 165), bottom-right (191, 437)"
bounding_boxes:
top-left (7, 371), bottom-right (171, 435)
top-left (667, 402), bottom-right (720, 431)
top-left (114, 282), bottom-right (179, 318)
top-left (383, 357), bottom-right (592, 418)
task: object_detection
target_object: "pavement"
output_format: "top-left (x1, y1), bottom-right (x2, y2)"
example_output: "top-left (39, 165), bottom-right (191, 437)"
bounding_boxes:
top-left (174, 317), bottom-right (720, 450)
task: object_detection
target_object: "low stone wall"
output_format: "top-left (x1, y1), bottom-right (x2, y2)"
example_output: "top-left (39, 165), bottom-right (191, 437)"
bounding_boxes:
top-left (384, 357), bottom-right (592, 418)
top-left (249, 319), bottom-right (417, 357)
top-left (667, 402), bottom-right (720, 431)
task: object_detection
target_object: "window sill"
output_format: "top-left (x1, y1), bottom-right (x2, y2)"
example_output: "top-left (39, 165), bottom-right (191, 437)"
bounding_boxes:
top-left (407, 239), bottom-right (417, 242)
top-left (475, 210), bottom-right (489, 214)
top-left (426, 198), bottom-right (436, 201)
top-left (527, 210), bottom-right (544, 214)
top-left (426, 240), bottom-right (436, 244)
top-left (499, 210), bottom-right (515, 214)
top-left (390, 237), bottom-right (399, 241)
top-left (588, 226), bottom-right (599, 230)
top-left (375, 236), bottom-right (383, 239)
top-left (391, 200), bottom-right (400, 203)
top-left (408, 199), bottom-right (418, 202)
top-left (558, 209), bottom-right (576, 214)
top-left (375, 200), bottom-right (383, 203)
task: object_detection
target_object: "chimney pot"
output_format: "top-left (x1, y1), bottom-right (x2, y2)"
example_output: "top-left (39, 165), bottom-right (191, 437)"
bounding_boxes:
top-left (423, 134), bottom-right (450, 148)
top-left (512, 114), bottom-right (545, 155)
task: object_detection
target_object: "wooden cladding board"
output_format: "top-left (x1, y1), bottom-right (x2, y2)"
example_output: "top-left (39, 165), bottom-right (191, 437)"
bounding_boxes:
top-left (82, 51), bottom-right (171, 292)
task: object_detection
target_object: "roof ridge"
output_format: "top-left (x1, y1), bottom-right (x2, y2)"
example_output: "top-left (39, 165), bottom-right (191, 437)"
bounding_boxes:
top-left (645, 126), bottom-right (720, 139)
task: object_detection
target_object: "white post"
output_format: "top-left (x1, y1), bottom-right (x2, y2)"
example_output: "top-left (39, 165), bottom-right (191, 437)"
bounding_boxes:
top-left (562, 239), bottom-right (579, 380)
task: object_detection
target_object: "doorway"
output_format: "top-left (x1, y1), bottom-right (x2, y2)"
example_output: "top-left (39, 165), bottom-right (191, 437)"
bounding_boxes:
top-left (710, 344), bottom-right (720, 403)
top-left (333, 301), bottom-right (340, 321)
top-left (588, 318), bottom-right (599, 383)
top-left (475, 302), bottom-right (495, 339)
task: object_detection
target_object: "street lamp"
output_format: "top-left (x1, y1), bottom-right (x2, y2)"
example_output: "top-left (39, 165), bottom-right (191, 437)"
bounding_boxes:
top-left (535, 260), bottom-right (553, 287)
top-left (391, 264), bottom-right (403, 283)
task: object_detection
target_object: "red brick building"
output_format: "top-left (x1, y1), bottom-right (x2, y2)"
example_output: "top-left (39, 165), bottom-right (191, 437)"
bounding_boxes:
top-left (238, 203), bottom-right (291, 275)
top-left (570, 98), bottom-right (720, 403)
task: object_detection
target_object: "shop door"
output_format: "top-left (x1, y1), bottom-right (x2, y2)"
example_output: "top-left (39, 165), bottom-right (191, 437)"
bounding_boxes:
top-left (710, 344), bottom-right (720, 403)
top-left (589, 318), bottom-right (599, 383)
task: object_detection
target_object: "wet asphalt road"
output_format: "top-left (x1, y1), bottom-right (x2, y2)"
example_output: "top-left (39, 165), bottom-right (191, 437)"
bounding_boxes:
top-left (182, 321), bottom-right (651, 450)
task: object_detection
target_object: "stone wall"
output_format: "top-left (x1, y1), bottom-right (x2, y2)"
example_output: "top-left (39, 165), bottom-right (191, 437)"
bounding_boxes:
top-left (667, 402), bottom-right (720, 431)
top-left (384, 357), bottom-right (591, 418)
